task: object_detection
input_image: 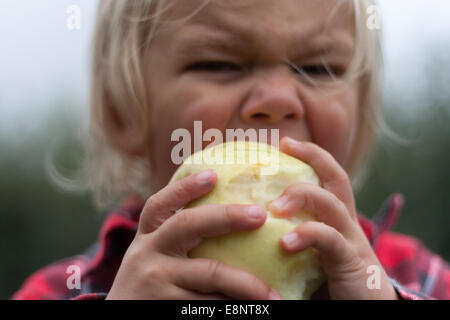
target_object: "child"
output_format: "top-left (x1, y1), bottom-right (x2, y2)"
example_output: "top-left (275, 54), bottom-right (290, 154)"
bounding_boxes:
top-left (13, 0), bottom-right (450, 300)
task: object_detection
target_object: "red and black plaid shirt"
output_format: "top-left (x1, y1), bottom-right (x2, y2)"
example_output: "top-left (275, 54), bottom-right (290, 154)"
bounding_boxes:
top-left (11, 194), bottom-right (450, 300)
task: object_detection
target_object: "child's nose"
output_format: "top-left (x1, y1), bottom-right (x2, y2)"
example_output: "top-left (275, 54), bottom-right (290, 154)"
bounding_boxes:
top-left (240, 72), bottom-right (304, 125)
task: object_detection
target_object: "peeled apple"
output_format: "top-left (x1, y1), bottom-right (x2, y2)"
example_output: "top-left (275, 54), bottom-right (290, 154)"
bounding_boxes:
top-left (169, 141), bottom-right (326, 300)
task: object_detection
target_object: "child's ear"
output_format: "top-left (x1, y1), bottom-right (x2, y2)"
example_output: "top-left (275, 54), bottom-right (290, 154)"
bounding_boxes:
top-left (104, 101), bottom-right (147, 158)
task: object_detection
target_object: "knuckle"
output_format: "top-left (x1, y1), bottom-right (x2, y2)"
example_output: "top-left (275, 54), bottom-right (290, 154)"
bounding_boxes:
top-left (173, 177), bottom-right (191, 200)
top-left (145, 193), bottom-right (169, 215)
top-left (285, 182), bottom-right (301, 195)
top-left (328, 226), bottom-right (344, 248)
top-left (223, 205), bottom-right (236, 228)
top-left (122, 239), bottom-right (160, 280)
top-left (292, 187), bottom-right (314, 214)
top-left (123, 243), bottom-right (143, 265)
top-left (349, 255), bottom-right (365, 273)
top-left (285, 182), bottom-right (307, 199)
top-left (329, 193), bottom-right (346, 213)
top-left (206, 259), bottom-right (225, 281)
top-left (224, 205), bottom-right (248, 230)
top-left (177, 209), bottom-right (195, 228)
top-left (339, 252), bottom-right (365, 274)
top-left (144, 264), bottom-right (163, 280)
top-left (303, 192), bottom-right (315, 212)
top-left (325, 227), bottom-right (353, 262)
top-left (144, 263), bottom-right (168, 287)
top-left (285, 183), bottom-right (309, 210)
top-left (300, 220), bottom-right (316, 231)
top-left (126, 236), bottom-right (156, 261)
top-left (141, 196), bottom-right (166, 231)
top-left (329, 223), bottom-right (342, 235)
top-left (144, 195), bottom-right (158, 211)
top-left (171, 210), bottom-right (200, 248)
top-left (143, 254), bottom-right (175, 282)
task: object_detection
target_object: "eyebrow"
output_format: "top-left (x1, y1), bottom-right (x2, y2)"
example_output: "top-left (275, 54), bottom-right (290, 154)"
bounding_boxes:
top-left (173, 33), bottom-right (251, 57)
top-left (294, 36), bottom-right (355, 59)
top-left (174, 34), bottom-right (354, 64)
top-left (172, 19), bottom-right (355, 61)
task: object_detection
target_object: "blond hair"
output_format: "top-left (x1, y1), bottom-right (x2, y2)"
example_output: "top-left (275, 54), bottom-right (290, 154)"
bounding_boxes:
top-left (85, 0), bottom-right (383, 211)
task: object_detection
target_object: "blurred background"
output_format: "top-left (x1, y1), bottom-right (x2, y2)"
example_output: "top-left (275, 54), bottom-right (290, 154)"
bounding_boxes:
top-left (1, 0), bottom-right (450, 299)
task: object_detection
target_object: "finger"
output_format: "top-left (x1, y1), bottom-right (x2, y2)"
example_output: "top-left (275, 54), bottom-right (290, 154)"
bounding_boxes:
top-left (153, 204), bottom-right (267, 256)
top-left (172, 257), bottom-right (282, 300)
top-left (173, 288), bottom-right (231, 300)
top-left (281, 221), bottom-right (361, 272)
top-left (279, 137), bottom-right (356, 220)
top-left (138, 169), bottom-right (217, 234)
top-left (269, 183), bottom-right (353, 236)
top-left (149, 283), bottom-right (231, 300)
top-left (184, 292), bottom-right (232, 300)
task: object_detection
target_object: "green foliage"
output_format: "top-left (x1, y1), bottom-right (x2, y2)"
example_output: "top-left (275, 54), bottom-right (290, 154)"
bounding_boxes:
top-left (356, 101), bottom-right (450, 262)
top-left (0, 114), bottom-right (102, 299)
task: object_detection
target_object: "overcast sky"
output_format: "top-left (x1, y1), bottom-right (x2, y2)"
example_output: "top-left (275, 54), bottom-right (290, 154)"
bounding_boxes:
top-left (1, 0), bottom-right (449, 138)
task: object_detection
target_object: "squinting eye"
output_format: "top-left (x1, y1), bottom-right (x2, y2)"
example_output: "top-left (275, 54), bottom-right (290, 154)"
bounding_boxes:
top-left (291, 64), bottom-right (342, 78)
top-left (303, 65), bottom-right (332, 76)
top-left (187, 61), bottom-right (241, 72)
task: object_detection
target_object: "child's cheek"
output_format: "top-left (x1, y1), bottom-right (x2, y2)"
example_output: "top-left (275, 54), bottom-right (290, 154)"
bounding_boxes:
top-left (171, 83), bottom-right (242, 137)
top-left (147, 86), bottom-right (240, 190)
top-left (308, 100), bottom-right (357, 165)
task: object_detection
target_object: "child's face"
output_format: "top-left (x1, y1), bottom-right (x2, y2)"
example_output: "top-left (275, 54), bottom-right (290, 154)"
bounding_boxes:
top-left (141, 0), bottom-right (360, 192)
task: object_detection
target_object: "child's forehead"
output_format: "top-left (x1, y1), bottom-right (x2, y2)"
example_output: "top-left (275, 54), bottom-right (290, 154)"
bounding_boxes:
top-left (162, 0), bottom-right (353, 30)
top-left (156, 0), bottom-right (355, 56)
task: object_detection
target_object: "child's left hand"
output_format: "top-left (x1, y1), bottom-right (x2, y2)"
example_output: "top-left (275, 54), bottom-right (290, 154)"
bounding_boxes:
top-left (269, 137), bottom-right (399, 300)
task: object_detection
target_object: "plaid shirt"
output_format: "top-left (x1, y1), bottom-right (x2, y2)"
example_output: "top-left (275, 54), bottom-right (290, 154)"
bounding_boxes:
top-left (11, 194), bottom-right (450, 300)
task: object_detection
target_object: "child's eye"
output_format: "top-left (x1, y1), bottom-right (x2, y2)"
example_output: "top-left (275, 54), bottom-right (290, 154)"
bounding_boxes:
top-left (302, 65), bottom-right (334, 76)
top-left (187, 61), bottom-right (241, 73)
top-left (290, 63), bottom-right (344, 80)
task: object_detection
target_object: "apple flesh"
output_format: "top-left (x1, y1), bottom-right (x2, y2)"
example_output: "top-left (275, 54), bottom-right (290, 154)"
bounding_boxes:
top-left (169, 141), bottom-right (326, 300)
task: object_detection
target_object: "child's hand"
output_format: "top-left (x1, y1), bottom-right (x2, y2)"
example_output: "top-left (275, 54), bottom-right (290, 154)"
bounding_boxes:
top-left (269, 137), bottom-right (399, 300)
top-left (106, 170), bottom-right (282, 300)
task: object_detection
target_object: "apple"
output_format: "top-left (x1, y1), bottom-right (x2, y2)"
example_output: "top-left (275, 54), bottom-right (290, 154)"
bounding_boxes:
top-left (169, 141), bottom-right (326, 300)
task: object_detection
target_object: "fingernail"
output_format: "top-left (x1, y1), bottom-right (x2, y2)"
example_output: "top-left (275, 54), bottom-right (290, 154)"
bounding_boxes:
top-left (282, 232), bottom-right (300, 248)
top-left (270, 196), bottom-right (289, 212)
top-left (247, 205), bottom-right (265, 219)
top-left (196, 170), bottom-right (213, 184)
top-left (268, 291), bottom-right (283, 300)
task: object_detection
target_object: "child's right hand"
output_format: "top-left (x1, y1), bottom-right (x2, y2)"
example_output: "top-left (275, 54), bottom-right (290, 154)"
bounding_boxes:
top-left (106, 169), bottom-right (282, 300)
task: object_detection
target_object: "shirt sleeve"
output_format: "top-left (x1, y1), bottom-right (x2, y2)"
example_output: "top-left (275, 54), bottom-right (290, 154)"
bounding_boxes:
top-left (71, 293), bottom-right (108, 300)
top-left (367, 194), bottom-right (450, 300)
top-left (11, 256), bottom-right (107, 300)
top-left (391, 278), bottom-right (435, 300)
top-left (376, 231), bottom-right (450, 300)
